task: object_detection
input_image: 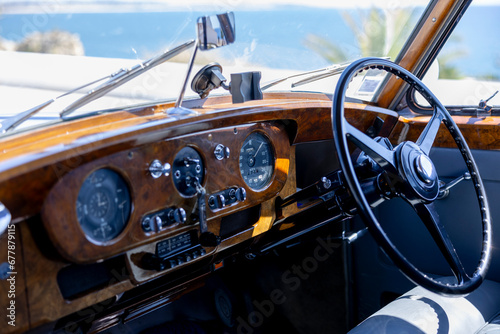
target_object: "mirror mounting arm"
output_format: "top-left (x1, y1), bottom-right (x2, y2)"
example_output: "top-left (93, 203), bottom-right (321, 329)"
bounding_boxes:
top-left (168, 41), bottom-right (200, 116)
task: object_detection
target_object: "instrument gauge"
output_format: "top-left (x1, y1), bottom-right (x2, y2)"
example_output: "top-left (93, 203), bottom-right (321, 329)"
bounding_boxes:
top-left (76, 168), bottom-right (131, 243)
top-left (239, 132), bottom-right (275, 190)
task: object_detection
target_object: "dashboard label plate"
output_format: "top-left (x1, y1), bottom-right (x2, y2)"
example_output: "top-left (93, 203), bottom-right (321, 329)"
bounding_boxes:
top-left (155, 232), bottom-right (193, 258)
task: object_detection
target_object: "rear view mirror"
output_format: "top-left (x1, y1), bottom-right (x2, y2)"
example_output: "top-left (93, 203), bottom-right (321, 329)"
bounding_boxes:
top-left (168, 12), bottom-right (235, 116)
top-left (197, 12), bottom-right (235, 50)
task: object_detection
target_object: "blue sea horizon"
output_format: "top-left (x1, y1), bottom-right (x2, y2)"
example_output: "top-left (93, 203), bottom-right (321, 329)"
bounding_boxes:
top-left (1, 6), bottom-right (499, 78)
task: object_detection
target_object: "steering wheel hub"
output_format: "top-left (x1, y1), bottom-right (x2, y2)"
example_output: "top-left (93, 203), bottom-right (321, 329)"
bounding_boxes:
top-left (398, 142), bottom-right (439, 202)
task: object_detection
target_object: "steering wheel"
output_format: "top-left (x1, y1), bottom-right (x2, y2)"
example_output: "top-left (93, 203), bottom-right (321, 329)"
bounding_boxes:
top-left (333, 58), bottom-right (492, 295)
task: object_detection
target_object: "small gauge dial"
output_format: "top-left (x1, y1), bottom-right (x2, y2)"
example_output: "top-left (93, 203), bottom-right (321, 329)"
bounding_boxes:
top-left (76, 169), bottom-right (131, 243)
top-left (239, 132), bottom-right (274, 190)
top-left (172, 147), bottom-right (205, 197)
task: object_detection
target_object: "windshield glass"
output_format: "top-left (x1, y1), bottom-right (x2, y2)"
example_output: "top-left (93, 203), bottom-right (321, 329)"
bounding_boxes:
top-left (0, 0), bottom-right (428, 130)
top-left (418, 0), bottom-right (500, 109)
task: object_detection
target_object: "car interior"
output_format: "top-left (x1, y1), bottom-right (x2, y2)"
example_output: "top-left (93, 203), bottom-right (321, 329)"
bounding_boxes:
top-left (1, 0), bottom-right (500, 333)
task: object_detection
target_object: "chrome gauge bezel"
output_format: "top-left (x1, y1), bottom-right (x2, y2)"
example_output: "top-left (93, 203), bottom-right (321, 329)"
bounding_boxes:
top-left (239, 131), bottom-right (275, 191)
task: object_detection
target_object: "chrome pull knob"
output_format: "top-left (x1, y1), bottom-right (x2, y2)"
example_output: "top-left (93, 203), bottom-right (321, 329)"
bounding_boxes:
top-left (149, 160), bottom-right (171, 178)
top-left (169, 208), bottom-right (187, 224)
top-left (214, 144), bottom-right (230, 160)
top-left (216, 194), bottom-right (226, 208)
top-left (235, 187), bottom-right (246, 202)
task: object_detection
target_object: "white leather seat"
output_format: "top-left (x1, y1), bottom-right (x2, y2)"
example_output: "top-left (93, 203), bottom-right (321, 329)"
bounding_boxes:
top-left (348, 280), bottom-right (500, 334)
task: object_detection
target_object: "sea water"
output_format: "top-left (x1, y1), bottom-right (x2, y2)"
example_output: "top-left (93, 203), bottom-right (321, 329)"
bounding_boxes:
top-left (0, 6), bottom-right (499, 78)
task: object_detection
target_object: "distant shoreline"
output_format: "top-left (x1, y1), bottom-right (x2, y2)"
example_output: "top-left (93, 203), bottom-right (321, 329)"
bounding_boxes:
top-left (0, 0), bottom-right (436, 15)
top-left (2, 2), bottom-right (222, 15)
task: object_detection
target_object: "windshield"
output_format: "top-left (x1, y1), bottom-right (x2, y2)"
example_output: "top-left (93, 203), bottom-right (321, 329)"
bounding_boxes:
top-left (0, 0), bottom-right (427, 130)
top-left (418, 0), bottom-right (500, 110)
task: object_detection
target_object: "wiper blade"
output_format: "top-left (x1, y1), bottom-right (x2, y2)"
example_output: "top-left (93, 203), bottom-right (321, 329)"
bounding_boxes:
top-left (290, 62), bottom-right (351, 88)
top-left (291, 57), bottom-right (390, 89)
top-left (61, 40), bottom-right (195, 118)
top-left (261, 57), bottom-right (389, 92)
top-left (0, 74), bottom-right (112, 133)
top-left (261, 65), bottom-right (340, 91)
top-left (0, 40), bottom-right (195, 134)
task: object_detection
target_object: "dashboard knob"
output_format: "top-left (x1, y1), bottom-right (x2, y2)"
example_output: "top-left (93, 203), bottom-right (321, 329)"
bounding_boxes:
top-left (141, 217), bottom-right (152, 232)
top-left (235, 187), bottom-right (247, 202)
top-left (214, 144), bottom-right (230, 160)
top-left (217, 194), bottom-right (226, 208)
top-left (149, 159), bottom-right (171, 178)
top-left (154, 216), bottom-right (163, 232)
top-left (169, 208), bottom-right (187, 224)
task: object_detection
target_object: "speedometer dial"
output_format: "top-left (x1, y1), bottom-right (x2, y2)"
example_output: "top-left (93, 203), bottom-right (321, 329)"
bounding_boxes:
top-left (239, 132), bottom-right (274, 190)
top-left (76, 168), bottom-right (131, 243)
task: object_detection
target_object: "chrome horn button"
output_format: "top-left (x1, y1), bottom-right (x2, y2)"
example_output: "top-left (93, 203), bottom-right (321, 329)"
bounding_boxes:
top-left (415, 154), bottom-right (435, 184)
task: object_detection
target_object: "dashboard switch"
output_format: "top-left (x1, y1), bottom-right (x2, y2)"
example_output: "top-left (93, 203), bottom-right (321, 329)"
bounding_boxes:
top-left (235, 187), bottom-right (247, 202)
top-left (141, 217), bottom-right (152, 232)
top-left (169, 208), bottom-right (187, 224)
top-left (208, 196), bottom-right (216, 209)
top-left (149, 159), bottom-right (171, 178)
top-left (154, 216), bottom-right (163, 231)
top-left (210, 187), bottom-right (245, 210)
top-left (214, 144), bottom-right (230, 160)
top-left (217, 194), bottom-right (226, 208)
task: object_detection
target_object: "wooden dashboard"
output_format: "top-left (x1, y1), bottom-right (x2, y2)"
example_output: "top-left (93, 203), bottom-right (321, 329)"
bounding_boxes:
top-left (41, 121), bottom-right (291, 264)
top-left (5, 91), bottom-right (500, 333)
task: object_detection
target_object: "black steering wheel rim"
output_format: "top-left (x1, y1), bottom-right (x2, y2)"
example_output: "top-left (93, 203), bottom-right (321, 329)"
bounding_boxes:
top-left (333, 57), bottom-right (492, 295)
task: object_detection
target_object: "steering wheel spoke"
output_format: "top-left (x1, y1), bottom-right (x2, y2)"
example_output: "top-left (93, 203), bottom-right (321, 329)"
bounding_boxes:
top-left (345, 121), bottom-right (396, 172)
top-left (416, 108), bottom-right (445, 155)
top-left (412, 202), bottom-right (467, 284)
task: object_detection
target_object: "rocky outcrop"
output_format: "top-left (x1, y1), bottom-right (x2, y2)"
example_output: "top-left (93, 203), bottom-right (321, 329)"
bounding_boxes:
top-left (0, 30), bottom-right (84, 56)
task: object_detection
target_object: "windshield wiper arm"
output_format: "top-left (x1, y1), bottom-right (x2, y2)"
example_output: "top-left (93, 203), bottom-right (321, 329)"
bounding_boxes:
top-left (260, 65), bottom-right (341, 91)
top-left (290, 62), bottom-right (351, 88)
top-left (0, 40), bottom-right (195, 133)
top-left (261, 57), bottom-right (390, 92)
top-left (291, 57), bottom-right (390, 89)
top-left (0, 74), bottom-right (112, 133)
top-left (60, 40), bottom-right (195, 118)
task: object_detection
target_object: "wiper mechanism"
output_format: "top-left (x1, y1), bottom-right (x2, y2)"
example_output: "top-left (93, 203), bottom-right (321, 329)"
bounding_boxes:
top-left (0, 74), bottom-right (111, 134)
top-left (260, 62), bottom-right (351, 90)
top-left (261, 57), bottom-right (389, 91)
top-left (61, 40), bottom-right (194, 118)
top-left (261, 65), bottom-right (340, 91)
top-left (290, 62), bottom-right (352, 88)
top-left (0, 40), bottom-right (195, 133)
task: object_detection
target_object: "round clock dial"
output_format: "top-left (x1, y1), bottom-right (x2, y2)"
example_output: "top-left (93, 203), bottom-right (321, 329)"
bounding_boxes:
top-left (76, 169), bottom-right (131, 243)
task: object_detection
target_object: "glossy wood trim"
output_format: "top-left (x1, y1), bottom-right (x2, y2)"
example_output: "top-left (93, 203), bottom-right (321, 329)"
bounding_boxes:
top-left (41, 122), bottom-right (291, 263)
top-left (19, 222), bottom-right (135, 330)
top-left (0, 93), bottom-right (397, 224)
top-left (389, 115), bottom-right (500, 150)
top-left (0, 92), bottom-right (403, 330)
